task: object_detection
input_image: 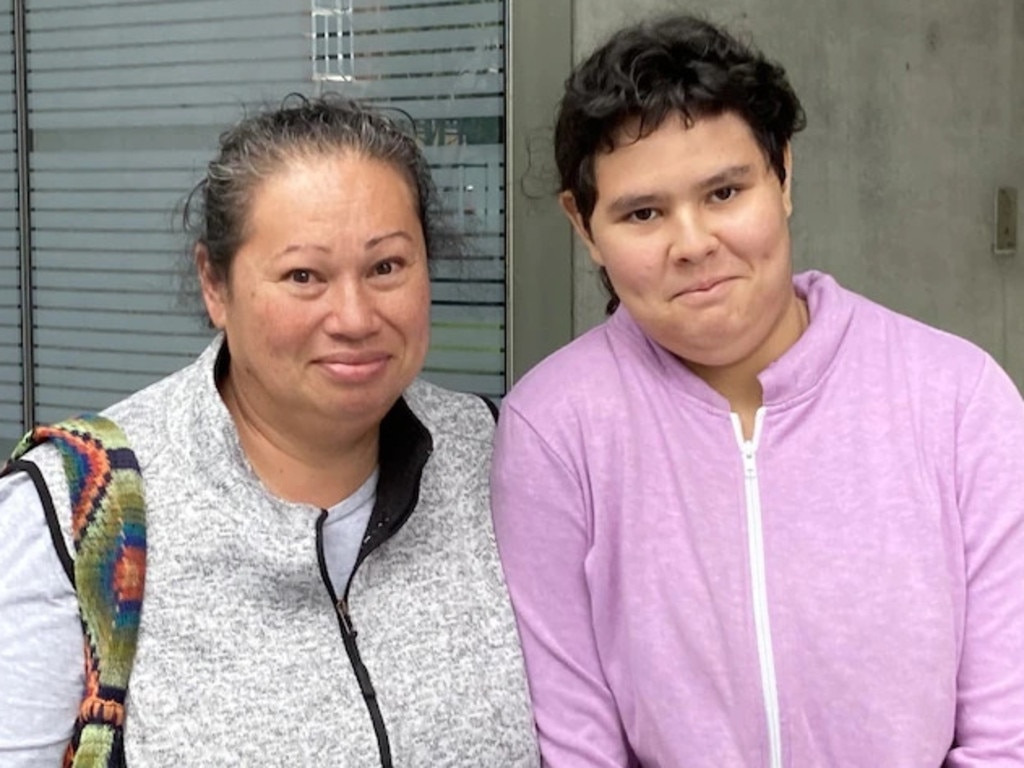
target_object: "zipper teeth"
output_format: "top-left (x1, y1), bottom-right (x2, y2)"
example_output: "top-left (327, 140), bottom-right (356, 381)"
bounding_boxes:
top-left (734, 410), bottom-right (782, 768)
top-left (316, 512), bottom-right (393, 768)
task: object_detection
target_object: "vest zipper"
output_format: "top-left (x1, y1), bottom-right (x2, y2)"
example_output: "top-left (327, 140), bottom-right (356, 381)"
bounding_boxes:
top-left (732, 409), bottom-right (782, 768)
top-left (336, 597), bottom-right (392, 767)
top-left (316, 513), bottom-right (393, 768)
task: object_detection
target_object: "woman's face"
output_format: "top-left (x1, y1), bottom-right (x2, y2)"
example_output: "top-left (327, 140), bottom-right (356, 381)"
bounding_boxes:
top-left (566, 112), bottom-right (797, 373)
top-left (199, 151), bottom-right (431, 438)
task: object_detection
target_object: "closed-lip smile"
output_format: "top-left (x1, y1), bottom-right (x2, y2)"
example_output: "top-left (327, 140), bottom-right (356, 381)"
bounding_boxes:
top-left (316, 351), bottom-right (390, 366)
top-left (677, 276), bottom-right (735, 298)
top-left (315, 352), bottom-right (392, 383)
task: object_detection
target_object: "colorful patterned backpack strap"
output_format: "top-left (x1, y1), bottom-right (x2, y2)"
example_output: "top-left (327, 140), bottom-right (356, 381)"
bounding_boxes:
top-left (8, 414), bottom-right (146, 768)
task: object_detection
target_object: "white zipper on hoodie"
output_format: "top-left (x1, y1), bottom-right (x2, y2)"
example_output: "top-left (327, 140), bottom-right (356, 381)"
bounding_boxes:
top-left (732, 408), bottom-right (782, 768)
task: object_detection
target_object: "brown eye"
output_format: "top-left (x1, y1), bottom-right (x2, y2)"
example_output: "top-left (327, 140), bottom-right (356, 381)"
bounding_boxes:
top-left (630, 208), bottom-right (657, 222)
top-left (373, 259), bottom-right (404, 276)
top-left (289, 269), bottom-right (312, 284)
top-left (712, 187), bottom-right (738, 202)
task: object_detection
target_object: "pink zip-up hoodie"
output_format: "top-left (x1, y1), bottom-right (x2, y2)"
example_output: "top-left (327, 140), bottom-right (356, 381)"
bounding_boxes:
top-left (491, 271), bottom-right (1024, 767)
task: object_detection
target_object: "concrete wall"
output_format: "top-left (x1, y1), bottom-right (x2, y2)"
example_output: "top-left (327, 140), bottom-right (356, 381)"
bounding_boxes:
top-left (570, 0), bottom-right (1024, 387)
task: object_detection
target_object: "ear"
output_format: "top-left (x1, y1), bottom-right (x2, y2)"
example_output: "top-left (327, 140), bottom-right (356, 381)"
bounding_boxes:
top-left (559, 191), bottom-right (606, 268)
top-left (196, 243), bottom-right (229, 329)
top-left (781, 144), bottom-right (793, 218)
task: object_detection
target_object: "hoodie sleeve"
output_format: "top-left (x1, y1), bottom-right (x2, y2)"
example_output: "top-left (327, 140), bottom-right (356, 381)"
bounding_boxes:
top-left (946, 356), bottom-right (1024, 766)
top-left (490, 401), bottom-right (637, 768)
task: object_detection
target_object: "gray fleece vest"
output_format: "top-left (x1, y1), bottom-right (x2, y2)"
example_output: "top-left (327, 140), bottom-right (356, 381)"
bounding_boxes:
top-left (31, 337), bottom-right (538, 767)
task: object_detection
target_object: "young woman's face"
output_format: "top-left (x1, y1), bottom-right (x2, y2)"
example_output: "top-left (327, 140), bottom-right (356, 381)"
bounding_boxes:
top-left (200, 151), bottom-right (431, 435)
top-left (567, 111), bottom-right (799, 373)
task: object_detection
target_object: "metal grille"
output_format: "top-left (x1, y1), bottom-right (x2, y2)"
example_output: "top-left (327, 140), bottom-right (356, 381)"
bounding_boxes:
top-left (312, 0), bottom-right (354, 82)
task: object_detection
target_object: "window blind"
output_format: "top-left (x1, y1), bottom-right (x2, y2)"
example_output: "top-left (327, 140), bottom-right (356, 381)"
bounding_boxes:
top-left (0, 4), bottom-right (21, 447)
top-left (25, 0), bottom-right (505, 426)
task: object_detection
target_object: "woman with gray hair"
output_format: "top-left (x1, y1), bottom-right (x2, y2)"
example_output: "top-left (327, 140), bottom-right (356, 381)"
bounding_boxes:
top-left (0, 94), bottom-right (538, 767)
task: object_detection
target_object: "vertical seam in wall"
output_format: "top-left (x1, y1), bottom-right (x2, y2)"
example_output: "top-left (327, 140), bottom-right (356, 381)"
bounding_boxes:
top-left (503, 0), bottom-right (513, 390)
top-left (13, 0), bottom-right (34, 430)
top-left (1003, 259), bottom-right (1010, 376)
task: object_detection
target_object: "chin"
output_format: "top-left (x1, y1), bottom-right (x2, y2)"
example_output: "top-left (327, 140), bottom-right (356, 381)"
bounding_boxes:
top-left (669, 340), bottom-right (749, 370)
top-left (338, 393), bottom-right (399, 418)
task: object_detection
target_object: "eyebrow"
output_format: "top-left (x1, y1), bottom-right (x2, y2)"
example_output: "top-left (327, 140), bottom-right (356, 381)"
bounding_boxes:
top-left (276, 230), bottom-right (414, 257)
top-left (697, 164), bottom-right (755, 192)
top-left (279, 243), bottom-right (330, 257)
top-left (365, 230), bottom-right (414, 248)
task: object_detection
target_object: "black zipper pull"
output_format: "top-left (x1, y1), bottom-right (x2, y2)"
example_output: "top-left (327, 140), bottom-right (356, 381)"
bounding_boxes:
top-left (337, 599), bottom-right (356, 639)
top-left (337, 599), bottom-right (378, 703)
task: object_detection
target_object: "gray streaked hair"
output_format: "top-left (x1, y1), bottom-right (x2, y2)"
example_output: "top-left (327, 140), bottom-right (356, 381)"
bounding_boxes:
top-left (182, 93), bottom-right (458, 287)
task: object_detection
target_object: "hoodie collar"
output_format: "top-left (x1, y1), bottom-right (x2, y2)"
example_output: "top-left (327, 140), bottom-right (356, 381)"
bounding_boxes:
top-left (609, 270), bottom-right (854, 411)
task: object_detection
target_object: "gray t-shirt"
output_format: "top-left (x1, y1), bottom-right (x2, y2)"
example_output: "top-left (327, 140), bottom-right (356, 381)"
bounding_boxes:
top-left (321, 469), bottom-right (377, 597)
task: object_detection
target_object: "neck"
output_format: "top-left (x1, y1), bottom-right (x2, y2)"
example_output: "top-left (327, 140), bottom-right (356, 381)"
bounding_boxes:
top-left (688, 294), bottom-right (809, 440)
top-left (220, 375), bottom-right (381, 509)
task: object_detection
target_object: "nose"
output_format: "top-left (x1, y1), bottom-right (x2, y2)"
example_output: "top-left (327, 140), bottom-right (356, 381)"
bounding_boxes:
top-left (322, 280), bottom-right (381, 340)
top-left (669, 207), bottom-right (718, 264)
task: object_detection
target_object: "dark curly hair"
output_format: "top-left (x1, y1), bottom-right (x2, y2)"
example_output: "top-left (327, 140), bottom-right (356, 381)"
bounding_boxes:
top-left (182, 93), bottom-right (458, 313)
top-left (555, 14), bottom-right (806, 312)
